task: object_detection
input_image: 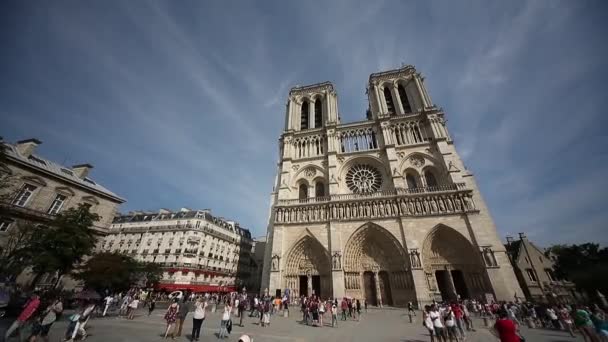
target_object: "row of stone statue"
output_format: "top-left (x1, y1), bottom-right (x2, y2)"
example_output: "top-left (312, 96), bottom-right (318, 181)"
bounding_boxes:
top-left (343, 271), bottom-right (413, 290)
top-left (274, 193), bottom-right (476, 223)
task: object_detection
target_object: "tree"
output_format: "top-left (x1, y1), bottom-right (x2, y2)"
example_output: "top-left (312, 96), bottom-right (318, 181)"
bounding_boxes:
top-left (26, 203), bottom-right (101, 285)
top-left (0, 222), bottom-right (40, 280)
top-left (546, 243), bottom-right (608, 297)
top-left (74, 252), bottom-right (163, 293)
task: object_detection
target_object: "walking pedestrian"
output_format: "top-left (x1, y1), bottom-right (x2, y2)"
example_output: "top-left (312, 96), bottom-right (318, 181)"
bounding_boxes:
top-left (492, 309), bottom-right (522, 342)
top-left (219, 302), bottom-right (232, 338)
top-left (364, 299), bottom-right (368, 313)
top-left (574, 305), bottom-right (601, 342)
top-left (191, 297), bottom-right (207, 342)
top-left (148, 297), bottom-right (156, 316)
top-left (341, 298), bottom-right (348, 321)
top-left (238, 298), bottom-right (245, 327)
top-left (28, 296), bottom-right (63, 342)
top-left (319, 300), bottom-right (325, 327)
top-left (423, 306), bottom-right (436, 342)
top-left (5, 292), bottom-right (40, 341)
top-left (408, 302), bottom-right (416, 316)
top-left (331, 303), bottom-right (338, 327)
top-left (102, 295), bottom-right (113, 317)
top-left (429, 304), bottom-right (447, 342)
top-left (176, 298), bottom-right (191, 337)
top-left (356, 299), bottom-right (362, 320)
top-left (164, 299), bottom-right (179, 339)
top-left (127, 296), bottom-right (139, 320)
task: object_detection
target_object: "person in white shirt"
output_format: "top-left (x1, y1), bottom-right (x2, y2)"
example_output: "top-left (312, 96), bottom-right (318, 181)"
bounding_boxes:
top-left (443, 306), bottom-right (459, 341)
top-left (219, 303), bottom-right (232, 339)
top-left (423, 305), bottom-right (436, 342)
top-left (103, 295), bottom-right (113, 316)
top-left (191, 297), bottom-right (208, 341)
top-left (429, 305), bottom-right (447, 342)
top-left (127, 296), bottom-right (139, 320)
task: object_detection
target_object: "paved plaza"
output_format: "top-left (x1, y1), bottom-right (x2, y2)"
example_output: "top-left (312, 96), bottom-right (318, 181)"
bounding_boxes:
top-left (1, 306), bottom-right (586, 342)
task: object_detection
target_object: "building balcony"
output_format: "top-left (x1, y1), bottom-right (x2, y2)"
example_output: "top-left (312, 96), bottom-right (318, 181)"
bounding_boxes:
top-left (274, 184), bottom-right (476, 224)
top-left (0, 201), bottom-right (54, 222)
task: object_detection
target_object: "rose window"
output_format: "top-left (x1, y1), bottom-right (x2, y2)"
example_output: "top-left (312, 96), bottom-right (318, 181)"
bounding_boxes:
top-left (346, 164), bottom-right (382, 193)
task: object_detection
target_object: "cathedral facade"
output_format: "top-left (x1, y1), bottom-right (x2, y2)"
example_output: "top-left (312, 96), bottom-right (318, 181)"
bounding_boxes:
top-left (261, 66), bottom-right (523, 307)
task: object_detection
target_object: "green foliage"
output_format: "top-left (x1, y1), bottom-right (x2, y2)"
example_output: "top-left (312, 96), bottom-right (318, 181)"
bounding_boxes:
top-left (0, 222), bottom-right (40, 279)
top-left (27, 203), bottom-right (101, 277)
top-left (546, 243), bottom-right (608, 296)
top-left (74, 252), bottom-right (163, 293)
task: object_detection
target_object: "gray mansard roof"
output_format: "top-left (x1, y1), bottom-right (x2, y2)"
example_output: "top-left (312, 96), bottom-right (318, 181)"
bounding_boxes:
top-left (3, 142), bottom-right (125, 203)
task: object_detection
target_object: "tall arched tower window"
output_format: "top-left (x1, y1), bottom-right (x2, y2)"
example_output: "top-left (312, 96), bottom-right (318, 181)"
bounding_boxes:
top-left (314, 99), bottom-right (322, 128)
top-left (299, 184), bottom-right (308, 200)
top-left (301, 101), bottom-right (309, 130)
top-left (315, 182), bottom-right (325, 197)
top-left (424, 170), bottom-right (438, 188)
top-left (398, 84), bottom-right (411, 113)
top-left (406, 174), bottom-right (418, 189)
top-left (383, 87), bottom-right (395, 115)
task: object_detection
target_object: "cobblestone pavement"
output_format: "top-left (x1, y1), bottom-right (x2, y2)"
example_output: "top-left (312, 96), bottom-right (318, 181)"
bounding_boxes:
top-left (1, 307), bottom-right (586, 342)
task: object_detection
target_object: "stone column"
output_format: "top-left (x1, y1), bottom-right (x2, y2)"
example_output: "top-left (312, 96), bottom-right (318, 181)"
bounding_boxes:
top-left (374, 84), bottom-right (386, 115)
top-left (309, 99), bottom-right (315, 129)
top-left (414, 75), bottom-right (428, 109)
top-left (307, 273), bottom-right (313, 296)
top-left (391, 85), bottom-right (404, 115)
top-left (444, 268), bottom-right (458, 300)
top-left (374, 271), bottom-right (383, 307)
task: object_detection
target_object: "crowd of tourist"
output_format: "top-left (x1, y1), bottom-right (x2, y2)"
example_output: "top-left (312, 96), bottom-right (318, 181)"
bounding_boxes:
top-left (4, 283), bottom-right (608, 342)
top-left (420, 299), bottom-right (608, 342)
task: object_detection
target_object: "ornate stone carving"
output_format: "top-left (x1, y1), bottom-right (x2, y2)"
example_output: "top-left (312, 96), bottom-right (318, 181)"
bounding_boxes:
top-left (396, 152), bottom-right (405, 159)
top-left (292, 164), bottom-right (300, 171)
top-left (304, 167), bottom-right (316, 177)
top-left (409, 156), bottom-right (425, 168)
top-left (346, 164), bottom-right (382, 194)
top-left (321, 160), bottom-right (328, 168)
top-left (448, 161), bottom-right (461, 172)
top-left (337, 156), bottom-right (345, 164)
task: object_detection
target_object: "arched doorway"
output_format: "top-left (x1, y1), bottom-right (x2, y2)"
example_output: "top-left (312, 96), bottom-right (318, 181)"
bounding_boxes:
top-left (283, 235), bottom-right (331, 299)
top-left (343, 223), bottom-right (415, 307)
top-left (422, 225), bottom-right (488, 302)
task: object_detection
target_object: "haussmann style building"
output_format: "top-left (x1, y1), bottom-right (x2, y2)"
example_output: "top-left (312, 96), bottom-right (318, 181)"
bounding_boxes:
top-left (0, 138), bottom-right (125, 287)
top-left (103, 208), bottom-right (253, 293)
top-left (261, 65), bottom-right (524, 307)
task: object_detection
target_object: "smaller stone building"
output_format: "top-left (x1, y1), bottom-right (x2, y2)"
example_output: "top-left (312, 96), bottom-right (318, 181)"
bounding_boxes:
top-left (0, 138), bottom-right (125, 287)
top-left (505, 233), bottom-right (577, 303)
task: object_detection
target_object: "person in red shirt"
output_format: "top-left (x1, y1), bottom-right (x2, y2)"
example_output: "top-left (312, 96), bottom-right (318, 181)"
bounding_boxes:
top-left (493, 309), bottom-right (522, 342)
top-left (451, 303), bottom-right (466, 339)
top-left (4, 292), bottom-right (40, 340)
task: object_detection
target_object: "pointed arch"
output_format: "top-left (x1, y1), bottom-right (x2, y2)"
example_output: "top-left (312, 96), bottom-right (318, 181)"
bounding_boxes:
top-left (300, 100), bottom-right (309, 130)
top-left (284, 234), bottom-right (331, 276)
top-left (397, 84), bottom-right (411, 113)
top-left (314, 98), bottom-right (323, 128)
top-left (343, 222), bottom-right (408, 272)
top-left (383, 87), bottom-right (395, 115)
top-left (421, 224), bottom-right (479, 270)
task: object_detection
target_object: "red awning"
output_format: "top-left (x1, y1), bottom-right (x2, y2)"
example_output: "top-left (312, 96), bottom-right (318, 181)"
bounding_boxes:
top-left (156, 283), bottom-right (235, 293)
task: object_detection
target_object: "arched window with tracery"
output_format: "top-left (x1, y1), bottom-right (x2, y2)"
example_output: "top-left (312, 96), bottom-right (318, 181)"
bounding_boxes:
top-left (383, 87), bottom-right (395, 115)
top-left (406, 173), bottom-right (418, 189)
top-left (299, 184), bottom-right (308, 200)
top-left (301, 101), bottom-right (309, 130)
top-left (315, 182), bottom-right (325, 197)
top-left (398, 84), bottom-right (411, 113)
top-left (424, 170), bottom-right (438, 188)
top-left (314, 99), bottom-right (322, 128)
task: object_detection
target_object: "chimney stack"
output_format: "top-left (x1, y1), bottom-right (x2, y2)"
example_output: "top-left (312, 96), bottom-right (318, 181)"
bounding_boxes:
top-left (16, 138), bottom-right (42, 158)
top-left (72, 163), bottom-right (93, 179)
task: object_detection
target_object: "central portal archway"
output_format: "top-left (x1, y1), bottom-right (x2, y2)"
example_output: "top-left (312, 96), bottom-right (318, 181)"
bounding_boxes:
top-left (283, 235), bottom-right (331, 299)
top-left (422, 225), bottom-right (488, 302)
top-left (343, 223), bottom-right (415, 307)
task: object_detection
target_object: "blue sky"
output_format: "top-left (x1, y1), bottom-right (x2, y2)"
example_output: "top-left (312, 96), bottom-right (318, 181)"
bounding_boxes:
top-left (1, 1), bottom-right (607, 246)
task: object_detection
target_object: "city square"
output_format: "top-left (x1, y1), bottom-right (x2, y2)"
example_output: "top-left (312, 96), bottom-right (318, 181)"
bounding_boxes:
top-left (1, 1), bottom-right (608, 342)
top-left (0, 305), bottom-right (589, 342)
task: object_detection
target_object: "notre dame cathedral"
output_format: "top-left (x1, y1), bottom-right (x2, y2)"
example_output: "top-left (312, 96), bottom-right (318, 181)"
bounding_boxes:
top-left (261, 65), bottom-right (523, 306)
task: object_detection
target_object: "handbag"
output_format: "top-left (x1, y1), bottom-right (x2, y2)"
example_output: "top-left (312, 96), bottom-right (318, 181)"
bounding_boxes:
top-left (227, 319), bottom-right (232, 334)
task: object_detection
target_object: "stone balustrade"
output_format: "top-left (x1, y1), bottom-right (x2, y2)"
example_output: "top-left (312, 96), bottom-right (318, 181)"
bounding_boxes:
top-left (274, 186), bottom-right (476, 224)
